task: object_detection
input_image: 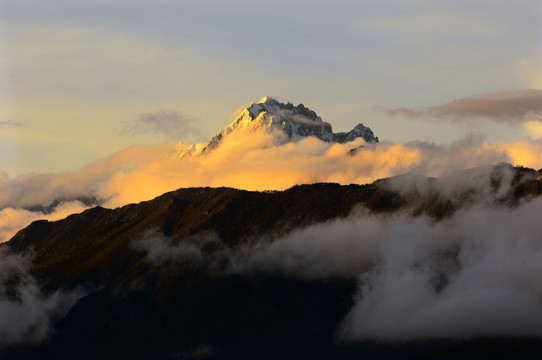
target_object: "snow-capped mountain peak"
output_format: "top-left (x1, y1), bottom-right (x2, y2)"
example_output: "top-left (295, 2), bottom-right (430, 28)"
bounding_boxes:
top-left (176, 97), bottom-right (378, 157)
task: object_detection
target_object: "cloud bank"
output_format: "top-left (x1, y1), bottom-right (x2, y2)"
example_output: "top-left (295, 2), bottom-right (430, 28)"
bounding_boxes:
top-left (3, 127), bottom-right (542, 242)
top-left (340, 200), bottom-right (542, 340)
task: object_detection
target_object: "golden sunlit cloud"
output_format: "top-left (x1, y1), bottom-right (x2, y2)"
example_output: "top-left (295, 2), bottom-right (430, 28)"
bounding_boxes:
top-left (500, 138), bottom-right (542, 170)
top-left (0, 201), bottom-right (89, 243)
top-left (3, 126), bottom-right (542, 242)
top-left (524, 120), bottom-right (542, 138)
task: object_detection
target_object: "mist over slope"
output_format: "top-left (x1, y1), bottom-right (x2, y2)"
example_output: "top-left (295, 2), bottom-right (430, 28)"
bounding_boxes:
top-left (2, 164), bottom-right (542, 359)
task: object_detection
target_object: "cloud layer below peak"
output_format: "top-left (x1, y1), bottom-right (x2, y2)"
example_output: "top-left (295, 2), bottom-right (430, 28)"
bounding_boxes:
top-left (1, 128), bottom-right (542, 242)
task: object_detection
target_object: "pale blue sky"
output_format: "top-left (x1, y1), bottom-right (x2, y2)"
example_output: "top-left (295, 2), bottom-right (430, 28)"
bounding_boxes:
top-left (0, 0), bottom-right (541, 176)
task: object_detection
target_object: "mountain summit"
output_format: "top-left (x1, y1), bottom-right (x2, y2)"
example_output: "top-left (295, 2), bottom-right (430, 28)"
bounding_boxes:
top-left (177, 97), bottom-right (378, 156)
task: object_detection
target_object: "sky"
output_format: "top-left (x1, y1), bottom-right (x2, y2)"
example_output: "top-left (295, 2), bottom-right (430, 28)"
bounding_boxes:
top-left (1, 0), bottom-right (541, 177)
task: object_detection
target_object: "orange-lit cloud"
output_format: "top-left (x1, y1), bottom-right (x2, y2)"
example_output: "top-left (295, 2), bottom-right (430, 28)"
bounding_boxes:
top-left (0, 201), bottom-right (90, 243)
top-left (500, 137), bottom-right (542, 170)
top-left (96, 131), bottom-right (510, 208)
top-left (523, 120), bottom-right (542, 138)
top-left (2, 129), bottom-right (542, 242)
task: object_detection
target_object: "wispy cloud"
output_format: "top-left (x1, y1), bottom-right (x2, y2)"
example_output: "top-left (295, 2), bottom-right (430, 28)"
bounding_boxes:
top-left (0, 201), bottom-right (90, 243)
top-left (120, 111), bottom-right (203, 141)
top-left (0, 249), bottom-right (85, 348)
top-left (0, 120), bottom-right (23, 129)
top-left (385, 89), bottom-right (542, 124)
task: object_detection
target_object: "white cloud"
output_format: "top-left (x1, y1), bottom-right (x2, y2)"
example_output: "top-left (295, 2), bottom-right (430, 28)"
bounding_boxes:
top-left (0, 249), bottom-right (85, 347)
top-left (340, 199), bottom-right (542, 340)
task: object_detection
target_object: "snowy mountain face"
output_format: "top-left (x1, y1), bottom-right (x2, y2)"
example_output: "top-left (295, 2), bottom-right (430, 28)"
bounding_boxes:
top-left (177, 97), bottom-right (378, 157)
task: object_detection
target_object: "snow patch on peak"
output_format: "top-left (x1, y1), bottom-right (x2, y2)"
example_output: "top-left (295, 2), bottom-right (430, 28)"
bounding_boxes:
top-left (257, 96), bottom-right (281, 107)
top-left (245, 97), bottom-right (281, 118)
top-left (257, 96), bottom-right (273, 104)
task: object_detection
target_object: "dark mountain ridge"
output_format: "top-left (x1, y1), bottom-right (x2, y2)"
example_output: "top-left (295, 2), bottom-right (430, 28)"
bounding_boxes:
top-left (8, 163), bottom-right (541, 287)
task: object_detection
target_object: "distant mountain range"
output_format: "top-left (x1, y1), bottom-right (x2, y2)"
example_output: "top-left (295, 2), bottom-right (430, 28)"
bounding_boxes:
top-left (2, 163), bottom-right (542, 359)
top-left (176, 97), bottom-right (378, 157)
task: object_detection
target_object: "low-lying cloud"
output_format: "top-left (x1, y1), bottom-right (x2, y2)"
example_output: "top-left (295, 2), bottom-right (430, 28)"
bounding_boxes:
top-left (0, 201), bottom-right (90, 243)
top-left (132, 194), bottom-right (542, 340)
top-left (132, 229), bottom-right (220, 266)
top-left (228, 213), bottom-right (384, 279)
top-left (2, 126), bottom-right (542, 243)
top-left (0, 249), bottom-right (85, 348)
top-left (386, 89), bottom-right (542, 124)
top-left (340, 199), bottom-right (542, 340)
